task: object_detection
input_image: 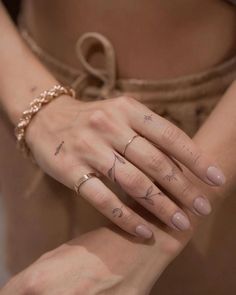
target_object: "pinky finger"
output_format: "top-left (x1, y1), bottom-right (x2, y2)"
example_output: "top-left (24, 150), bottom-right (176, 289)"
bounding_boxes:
top-left (76, 174), bottom-right (153, 239)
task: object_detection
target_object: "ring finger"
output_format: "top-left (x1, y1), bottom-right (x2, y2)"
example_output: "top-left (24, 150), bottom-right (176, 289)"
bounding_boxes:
top-left (112, 133), bottom-right (212, 216)
top-left (85, 144), bottom-right (191, 231)
top-left (70, 166), bottom-right (154, 239)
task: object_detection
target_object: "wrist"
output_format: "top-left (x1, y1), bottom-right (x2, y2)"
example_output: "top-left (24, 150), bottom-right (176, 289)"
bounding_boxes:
top-left (80, 226), bottom-right (173, 292)
top-left (24, 93), bottom-right (79, 149)
top-left (103, 220), bottom-right (183, 290)
top-left (14, 85), bottom-right (75, 157)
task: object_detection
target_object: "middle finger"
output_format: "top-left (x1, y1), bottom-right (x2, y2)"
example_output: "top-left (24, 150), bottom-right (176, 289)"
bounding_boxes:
top-left (86, 142), bottom-right (191, 231)
top-left (111, 132), bottom-right (212, 217)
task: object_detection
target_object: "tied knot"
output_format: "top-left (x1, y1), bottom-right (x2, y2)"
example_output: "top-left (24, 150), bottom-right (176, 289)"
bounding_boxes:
top-left (72, 32), bottom-right (118, 99)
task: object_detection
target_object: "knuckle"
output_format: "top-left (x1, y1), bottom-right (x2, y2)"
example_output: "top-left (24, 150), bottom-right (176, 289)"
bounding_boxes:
top-left (115, 95), bottom-right (138, 109)
top-left (123, 171), bottom-right (145, 191)
top-left (161, 125), bottom-right (181, 144)
top-left (148, 152), bottom-right (166, 173)
top-left (88, 109), bottom-right (110, 128)
top-left (88, 109), bottom-right (120, 134)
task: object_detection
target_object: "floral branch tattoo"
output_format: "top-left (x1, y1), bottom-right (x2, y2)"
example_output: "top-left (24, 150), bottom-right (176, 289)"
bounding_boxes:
top-left (112, 207), bottom-right (124, 218)
top-left (107, 152), bottom-right (126, 183)
top-left (137, 185), bottom-right (162, 205)
top-left (54, 141), bottom-right (64, 156)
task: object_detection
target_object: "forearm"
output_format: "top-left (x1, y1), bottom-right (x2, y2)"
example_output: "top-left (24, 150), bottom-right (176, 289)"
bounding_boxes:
top-left (0, 2), bottom-right (57, 125)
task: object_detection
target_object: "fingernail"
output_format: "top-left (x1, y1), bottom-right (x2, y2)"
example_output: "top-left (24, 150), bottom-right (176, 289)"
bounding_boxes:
top-left (135, 225), bottom-right (153, 239)
top-left (207, 166), bottom-right (226, 186)
top-left (171, 212), bottom-right (190, 231)
top-left (193, 196), bottom-right (212, 216)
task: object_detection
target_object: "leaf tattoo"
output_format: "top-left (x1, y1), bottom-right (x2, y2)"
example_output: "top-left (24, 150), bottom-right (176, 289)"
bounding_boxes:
top-left (137, 185), bottom-right (161, 205)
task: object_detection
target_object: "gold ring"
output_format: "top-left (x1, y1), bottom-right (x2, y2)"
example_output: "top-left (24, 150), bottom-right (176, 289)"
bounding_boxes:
top-left (122, 134), bottom-right (141, 157)
top-left (74, 172), bottom-right (100, 194)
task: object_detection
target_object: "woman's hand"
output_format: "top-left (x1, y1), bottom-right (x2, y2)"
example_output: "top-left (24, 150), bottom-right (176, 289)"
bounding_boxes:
top-left (0, 232), bottom-right (134, 295)
top-left (25, 94), bottom-right (226, 238)
top-left (0, 226), bottom-right (177, 295)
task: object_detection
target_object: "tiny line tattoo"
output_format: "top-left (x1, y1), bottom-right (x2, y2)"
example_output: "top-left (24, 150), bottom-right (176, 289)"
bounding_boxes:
top-left (54, 141), bottom-right (64, 156)
top-left (137, 185), bottom-right (160, 205)
top-left (112, 207), bottom-right (124, 218)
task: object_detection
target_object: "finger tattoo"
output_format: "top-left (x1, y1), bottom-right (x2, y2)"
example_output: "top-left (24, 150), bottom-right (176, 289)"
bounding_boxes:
top-left (163, 167), bottom-right (178, 182)
top-left (112, 207), bottom-right (124, 218)
top-left (144, 114), bottom-right (153, 123)
top-left (54, 140), bottom-right (65, 156)
top-left (107, 152), bottom-right (126, 183)
top-left (137, 185), bottom-right (161, 205)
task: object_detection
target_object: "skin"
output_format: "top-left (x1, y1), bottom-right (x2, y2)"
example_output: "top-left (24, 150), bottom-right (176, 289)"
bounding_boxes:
top-left (0, 227), bottom-right (180, 295)
top-left (22, 92), bottom-right (225, 237)
top-left (1, 2), bottom-right (224, 237)
top-left (2, 82), bottom-right (235, 295)
top-left (0, 0), bottom-right (236, 294)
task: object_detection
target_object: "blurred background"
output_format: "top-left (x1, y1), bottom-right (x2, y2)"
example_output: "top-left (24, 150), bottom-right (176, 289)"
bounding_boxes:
top-left (0, 197), bottom-right (9, 287)
top-left (0, 0), bottom-right (21, 288)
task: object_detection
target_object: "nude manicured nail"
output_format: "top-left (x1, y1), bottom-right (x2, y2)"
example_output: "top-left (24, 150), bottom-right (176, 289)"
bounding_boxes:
top-left (193, 196), bottom-right (212, 216)
top-left (207, 166), bottom-right (226, 186)
top-left (171, 212), bottom-right (190, 231)
top-left (135, 225), bottom-right (153, 239)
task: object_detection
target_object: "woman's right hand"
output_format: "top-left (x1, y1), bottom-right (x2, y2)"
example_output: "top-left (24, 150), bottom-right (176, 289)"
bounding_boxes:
top-left (25, 93), bottom-right (226, 239)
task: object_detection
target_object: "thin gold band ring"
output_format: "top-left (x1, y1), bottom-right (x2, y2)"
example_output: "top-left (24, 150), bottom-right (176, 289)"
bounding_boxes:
top-left (74, 172), bottom-right (101, 194)
top-left (122, 134), bottom-right (141, 157)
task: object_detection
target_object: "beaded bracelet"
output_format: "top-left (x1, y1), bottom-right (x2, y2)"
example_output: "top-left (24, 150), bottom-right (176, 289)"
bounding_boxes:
top-left (14, 84), bottom-right (76, 161)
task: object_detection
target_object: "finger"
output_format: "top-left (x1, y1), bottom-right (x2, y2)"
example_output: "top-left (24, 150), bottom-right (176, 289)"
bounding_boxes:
top-left (88, 145), bottom-right (191, 231)
top-left (72, 168), bottom-right (154, 239)
top-left (121, 97), bottom-right (226, 186)
top-left (113, 134), bottom-right (212, 216)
